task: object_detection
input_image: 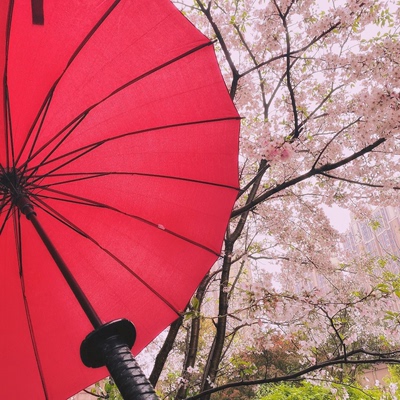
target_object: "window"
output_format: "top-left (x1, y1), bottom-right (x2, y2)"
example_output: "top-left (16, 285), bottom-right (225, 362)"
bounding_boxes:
top-left (378, 230), bottom-right (400, 256)
top-left (365, 240), bottom-right (379, 256)
top-left (359, 222), bottom-right (373, 242)
top-left (344, 232), bottom-right (357, 253)
top-left (372, 209), bottom-right (388, 233)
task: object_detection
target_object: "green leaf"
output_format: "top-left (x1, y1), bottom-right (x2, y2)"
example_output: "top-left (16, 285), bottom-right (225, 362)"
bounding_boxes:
top-left (191, 296), bottom-right (200, 311)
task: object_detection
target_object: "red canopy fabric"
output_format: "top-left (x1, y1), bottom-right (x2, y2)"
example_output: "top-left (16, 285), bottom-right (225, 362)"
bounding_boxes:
top-left (0, 1), bottom-right (239, 399)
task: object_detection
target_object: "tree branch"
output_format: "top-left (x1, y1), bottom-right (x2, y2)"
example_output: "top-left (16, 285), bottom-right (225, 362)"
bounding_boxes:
top-left (149, 316), bottom-right (184, 386)
top-left (320, 172), bottom-right (400, 190)
top-left (240, 21), bottom-right (340, 78)
top-left (195, 0), bottom-right (240, 99)
top-left (274, 0), bottom-right (300, 140)
top-left (231, 138), bottom-right (386, 218)
top-left (312, 117), bottom-right (361, 169)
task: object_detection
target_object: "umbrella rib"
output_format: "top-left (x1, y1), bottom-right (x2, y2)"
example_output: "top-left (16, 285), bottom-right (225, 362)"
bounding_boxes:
top-left (12, 211), bottom-right (50, 399)
top-left (0, 200), bottom-right (13, 235)
top-left (21, 40), bottom-right (215, 168)
top-left (12, 210), bottom-right (23, 278)
top-left (0, 163), bottom-right (14, 232)
top-left (22, 93), bottom-right (55, 176)
top-left (3, 81), bottom-right (14, 167)
top-left (24, 112), bottom-right (87, 183)
top-left (24, 116), bottom-right (241, 179)
top-left (31, 171), bottom-right (238, 192)
top-left (16, 0), bottom-right (123, 165)
top-left (30, 195), bottom-right (184, 317)
top-left (31, 185), bottom-right (223, 257)
top-left (3, 1), bottom-right (15, 167)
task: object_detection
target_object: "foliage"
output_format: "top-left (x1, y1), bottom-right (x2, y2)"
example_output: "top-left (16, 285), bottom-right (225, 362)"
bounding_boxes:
top-left (83, 379), bottom-right (123, 400)
top-left (255, 381), bottom-right (386, 400)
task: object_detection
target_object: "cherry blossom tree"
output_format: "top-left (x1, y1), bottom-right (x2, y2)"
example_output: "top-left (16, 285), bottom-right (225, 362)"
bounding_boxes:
top-left (137, 0), bottom-right (400, 398)
top-left (135, 0), bottom-right (400, 398)
top-left (76, 1), bottom-right (399, 399)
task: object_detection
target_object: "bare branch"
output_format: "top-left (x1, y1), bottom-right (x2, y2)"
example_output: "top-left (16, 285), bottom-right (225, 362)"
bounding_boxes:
top-left (321, 172), bottom-right (400, 190)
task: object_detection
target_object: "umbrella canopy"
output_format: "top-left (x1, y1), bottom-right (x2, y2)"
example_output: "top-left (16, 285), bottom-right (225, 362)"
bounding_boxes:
top-left (0, 1), bottom-right (240, 399)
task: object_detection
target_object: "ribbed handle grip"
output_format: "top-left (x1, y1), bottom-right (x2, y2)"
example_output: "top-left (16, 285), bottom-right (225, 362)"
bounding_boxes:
top-left (103, 335), bottom-right (159, 400)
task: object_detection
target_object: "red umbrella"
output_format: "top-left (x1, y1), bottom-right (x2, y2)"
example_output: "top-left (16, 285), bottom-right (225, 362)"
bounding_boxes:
top-left (0, 1), bottom-right (239, 399)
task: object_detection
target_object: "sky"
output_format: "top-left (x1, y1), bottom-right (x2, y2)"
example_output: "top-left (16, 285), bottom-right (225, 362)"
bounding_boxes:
top-left (323, 204), bottom-right (351, 233)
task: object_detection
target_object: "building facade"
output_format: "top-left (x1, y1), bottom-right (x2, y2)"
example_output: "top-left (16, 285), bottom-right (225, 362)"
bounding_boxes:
top-left (343, 206), bottom-right (400, 272)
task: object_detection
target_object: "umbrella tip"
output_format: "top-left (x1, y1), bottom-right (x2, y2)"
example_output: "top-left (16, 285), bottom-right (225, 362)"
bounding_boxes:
top-left (31, 0), bottom-right (44, 25)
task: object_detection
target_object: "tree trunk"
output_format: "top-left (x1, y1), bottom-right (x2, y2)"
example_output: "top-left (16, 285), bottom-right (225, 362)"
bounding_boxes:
top-left (200, 241), bottom-right (233, 399)
top-left (176, 274), bottom-right (210, 399)
top-left (149, 316), bottom-right (183, 387)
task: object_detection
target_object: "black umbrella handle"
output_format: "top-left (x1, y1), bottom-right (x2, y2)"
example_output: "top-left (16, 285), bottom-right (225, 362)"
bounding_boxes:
top-left (103, 336), bottom-right (158, 400)
top-left (81, 319), bottom-right (159, 400)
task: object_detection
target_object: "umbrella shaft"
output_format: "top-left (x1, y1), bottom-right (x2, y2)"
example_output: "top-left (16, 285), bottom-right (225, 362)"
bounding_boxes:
top-left (18, 197), bottom-right (102, 328)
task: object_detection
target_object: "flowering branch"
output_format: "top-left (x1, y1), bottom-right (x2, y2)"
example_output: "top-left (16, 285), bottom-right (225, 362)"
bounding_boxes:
top-left (231, 137), bottom-right (386, 218)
